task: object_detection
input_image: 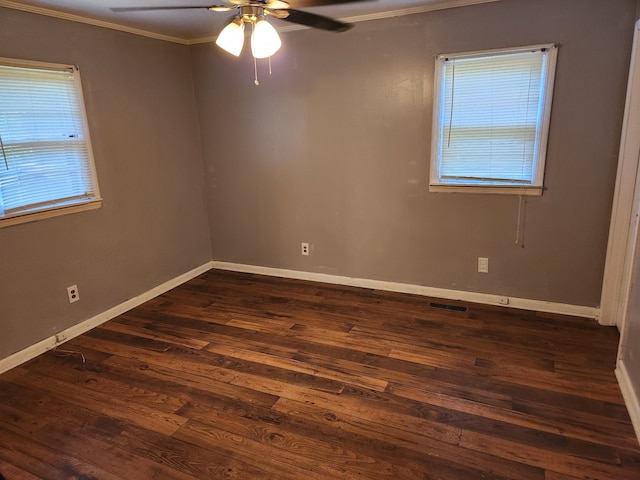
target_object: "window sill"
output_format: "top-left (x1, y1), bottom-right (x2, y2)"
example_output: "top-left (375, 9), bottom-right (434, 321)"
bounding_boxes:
top-left (429, 185), bottom-right (543, 196)
top-left (0, 199), bottom-right (102, 228)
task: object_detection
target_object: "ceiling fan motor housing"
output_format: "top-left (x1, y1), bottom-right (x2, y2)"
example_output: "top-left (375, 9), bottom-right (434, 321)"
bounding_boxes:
top-left (240, 5), bottom-right (264, 22)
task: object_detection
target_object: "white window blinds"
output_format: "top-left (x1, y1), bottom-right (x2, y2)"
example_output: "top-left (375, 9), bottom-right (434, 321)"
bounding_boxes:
top-left (431, 45), bottom-right (557, 193)
top-left (0, 59), bottom-right (100, 222)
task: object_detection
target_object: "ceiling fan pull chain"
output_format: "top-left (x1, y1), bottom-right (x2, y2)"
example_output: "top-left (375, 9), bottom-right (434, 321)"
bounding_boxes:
top-left (269, 56), bottom-right (272, 76)
top-left (254, 57), bottom-right (260, 86)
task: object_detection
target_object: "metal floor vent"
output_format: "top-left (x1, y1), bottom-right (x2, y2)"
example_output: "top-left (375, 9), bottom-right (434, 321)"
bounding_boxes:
top-left (429, 302), bottom-right (468, 312)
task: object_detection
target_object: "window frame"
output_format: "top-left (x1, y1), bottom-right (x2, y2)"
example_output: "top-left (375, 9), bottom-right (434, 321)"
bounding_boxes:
top-left (429, 44), bottom-right (558, 196)
top-left (0, 57), bottom-right (102, 228)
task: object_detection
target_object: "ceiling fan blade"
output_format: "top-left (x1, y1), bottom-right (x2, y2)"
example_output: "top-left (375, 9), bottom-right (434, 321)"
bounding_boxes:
top-left (273, 8), bottom-right (353, 32)
top-left (110, 5), bottom-right (234, 13)
top-left (264, 1), bottom-right (290, 8)
top-left (284, 0), bottom-right (371, 7)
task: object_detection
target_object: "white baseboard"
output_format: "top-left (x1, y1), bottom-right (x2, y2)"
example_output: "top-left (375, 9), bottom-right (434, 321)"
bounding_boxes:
top-left (211, 262), bottom-right (600, 320)
top-left (1, 260), bottom-right (602, 375)
top-left (0, 262), bottom-right (212, 375)
top-left (616, 361), bottom-right (640, 445)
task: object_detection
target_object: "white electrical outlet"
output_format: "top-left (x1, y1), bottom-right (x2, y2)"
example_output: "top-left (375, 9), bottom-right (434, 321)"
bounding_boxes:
top-left (67, 284), bottom-right (80, 303)
top-left (55, 332), bottom-right (67, 343)
top-left (301, 242), bottom-right (310, 256)
top-left (478, 257), bottom-right (489, 273)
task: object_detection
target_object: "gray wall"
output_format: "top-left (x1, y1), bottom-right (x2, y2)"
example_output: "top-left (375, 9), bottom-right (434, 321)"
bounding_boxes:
top-left (191, 0), bottom-right (636, 307)
top-left (0, 8), bottom-right (212, 358)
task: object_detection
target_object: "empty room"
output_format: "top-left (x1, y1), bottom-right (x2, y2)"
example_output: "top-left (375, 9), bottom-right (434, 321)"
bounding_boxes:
top-left (1, 0), bottom-right (640, 478)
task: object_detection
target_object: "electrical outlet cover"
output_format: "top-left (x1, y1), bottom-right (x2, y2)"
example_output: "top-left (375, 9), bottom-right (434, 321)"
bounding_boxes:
top-left (67, 285), bottom-right (80, 303)
top-left (478, 257), bottom-right (489, 273)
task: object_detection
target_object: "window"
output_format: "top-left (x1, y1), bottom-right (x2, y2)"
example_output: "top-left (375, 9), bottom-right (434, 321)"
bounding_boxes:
top-left (430, 44), bottom-right (557, 195)
top-left (0, 58), bottom-right (101, 227)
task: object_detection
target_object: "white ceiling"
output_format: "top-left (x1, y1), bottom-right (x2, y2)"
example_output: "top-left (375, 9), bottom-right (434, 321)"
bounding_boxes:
top-left (0, 0), bottom-right (499, 43)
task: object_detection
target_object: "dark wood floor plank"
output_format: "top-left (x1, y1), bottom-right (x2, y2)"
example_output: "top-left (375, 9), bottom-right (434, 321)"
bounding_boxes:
top-left (474, 361), bottom-right (624, 403)
top-left (176, 417), bottom-right (425, 480)
top-left (544, 472), bottom-right (585, 480)
top-left (459, 429), bottom-right (639, 480)
top-left (272, 397), bottom-right (546, 480)
top-left (2, 366), bottom-right (187, 436)
top-left (0, 399), bottom-right (51, 434)
top-left (0, 421), bottom-right (123, 480)
top-left (54, 404), bottom-right (279, 479)
top-left (0, 268), bottom-right (638, 480)
top-left (100, 319), bottom-right (210, 350)
top-left (29, 416), bottom-right (202, 480)
top-left (70, 334), bottom-right (239, 385)
top-left (203, 342), bottom-right (389, 392)
top-left (511, 396), bottom-right (640, 451)
top-left (0, 460), bottom-right (42, 480)
top-left (100, 354), bottom-right (281, 409)
top-left (287, 322), bottom-right (395, 356)
top-left (15, 354), bottom-right (187, 414)
top-left (388, 381), bottom-right (639, 453)
top-left (172, 423), bottom-right (316, 480)
top-left (234, 373), bottom-right (467, 445)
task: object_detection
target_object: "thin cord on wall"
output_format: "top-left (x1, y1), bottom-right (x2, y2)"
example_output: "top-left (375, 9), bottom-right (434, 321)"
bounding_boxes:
top-left (0, 133), bottom-right (8, 170)
top-left (447, 60), bottom-right (455, 148)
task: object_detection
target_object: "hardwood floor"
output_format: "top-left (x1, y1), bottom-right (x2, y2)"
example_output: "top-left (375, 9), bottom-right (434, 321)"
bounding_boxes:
top-left (1, 269), bottom-right (639, 479)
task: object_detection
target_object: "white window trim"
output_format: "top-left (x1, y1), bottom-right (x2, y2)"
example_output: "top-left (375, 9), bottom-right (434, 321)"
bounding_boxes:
top-left (429, 44), bottom-right (558, 196)
top-left (0, 57), bottom-right (102, 228)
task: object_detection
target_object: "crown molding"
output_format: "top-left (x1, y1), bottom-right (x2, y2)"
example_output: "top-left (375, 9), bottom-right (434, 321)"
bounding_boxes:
top-left (188, 0), bottom-right (501, 45)
top-left (342, 0), bottom-right (501, 25)
top-left (0, 0), bottom-right (189, 45)
top-left (1, 0), bottom-right (500, 46)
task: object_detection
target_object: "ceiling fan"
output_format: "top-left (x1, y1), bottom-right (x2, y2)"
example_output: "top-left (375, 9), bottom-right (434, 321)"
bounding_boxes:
top-left (111, 1), bottom-right (370, 59)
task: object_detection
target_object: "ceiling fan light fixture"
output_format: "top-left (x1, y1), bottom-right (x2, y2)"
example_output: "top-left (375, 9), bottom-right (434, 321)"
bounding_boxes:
top-left (251, 18), bottom-right (282, 59)
top-left (216, 17), bottom-right (245, 57)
